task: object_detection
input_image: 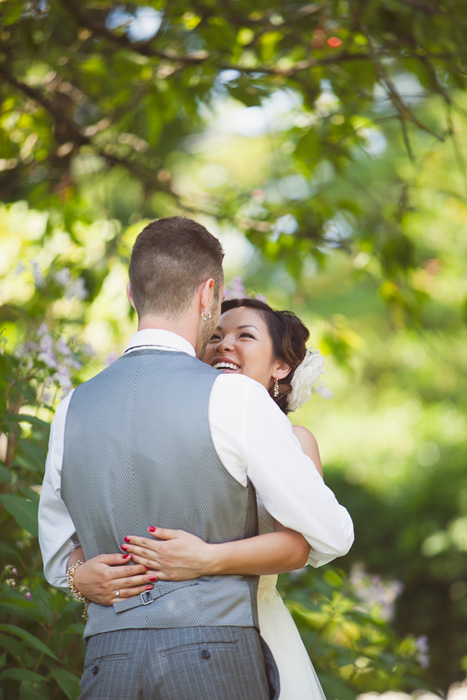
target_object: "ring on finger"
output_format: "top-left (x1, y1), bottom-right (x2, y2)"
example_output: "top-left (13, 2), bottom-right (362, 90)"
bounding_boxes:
top-left (116, 589), bottom-right (120, 597)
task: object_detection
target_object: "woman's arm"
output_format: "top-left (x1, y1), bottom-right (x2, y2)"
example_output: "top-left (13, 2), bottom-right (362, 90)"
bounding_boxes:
top-left (125, 424), bottom-right (322, 579)
top-left (123, 524), bottom-right (309, 579)
top-left (68, 424), bottom-right (322, 590)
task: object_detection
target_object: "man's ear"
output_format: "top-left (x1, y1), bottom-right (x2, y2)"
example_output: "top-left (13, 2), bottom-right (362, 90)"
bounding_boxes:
top-left (127, 282), bottom-right (136, 311)
top-left (199, 278), bottom-right (215, 313)
top-left (273, 361), bottom-right (291, 381)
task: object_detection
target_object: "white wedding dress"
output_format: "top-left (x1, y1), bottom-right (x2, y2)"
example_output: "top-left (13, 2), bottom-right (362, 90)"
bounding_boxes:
top-left (257, 499), bottom-right (327, 700)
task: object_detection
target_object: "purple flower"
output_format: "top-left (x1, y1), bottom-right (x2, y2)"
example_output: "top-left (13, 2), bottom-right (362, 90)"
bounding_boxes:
top-left (31, 261), bottom-right (45, 288)
top-left (38, 351), bottom-right (58, 369)
top-left (56, 337), bottom-right (72, 356)
top-left (53, 367), bottom-right (72, 388)
top-left (24, 592), bottom-right (33, 601)
top-left (39, 333), bottom-right (54, 353)
top-left (65, 277), bottom-right (88, 300)
top-left (415, 635), bottom-right (430, 669)
top-left (231, 276), bottom-right (246, 297)
top-left (55, 268), bottom-right (71, 287)
top-left (350, 563), bottom-right (404, 622)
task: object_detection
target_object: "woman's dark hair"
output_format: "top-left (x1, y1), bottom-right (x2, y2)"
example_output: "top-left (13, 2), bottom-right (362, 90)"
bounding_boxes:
top-left (221, 298), bottom-right (309, 414)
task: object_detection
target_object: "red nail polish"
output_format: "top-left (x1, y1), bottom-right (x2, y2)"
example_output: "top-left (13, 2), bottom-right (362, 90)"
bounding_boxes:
top-left (145, 585), bottom-right (153, 591)
top-left (124, 536), bottom-right (131, 543)
top-left (149, 576), bottom-right (157, 582)
top-left (148, 526), bottom-right (156, 533)
top-left (121, 544), bottom-right (128, 551)
top-left (122, 554), bottom-right (130, 560)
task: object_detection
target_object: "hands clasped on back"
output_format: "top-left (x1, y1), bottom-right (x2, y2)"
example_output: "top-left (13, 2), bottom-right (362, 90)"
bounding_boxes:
top-left (73, 527), bottom-right (212, 606)
top-left (122, 526), bottom-right (213, 581)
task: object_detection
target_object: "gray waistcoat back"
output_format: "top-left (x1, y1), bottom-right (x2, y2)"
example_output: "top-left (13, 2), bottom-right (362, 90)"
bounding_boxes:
top-left (61, 350), bottom-right (259, 638)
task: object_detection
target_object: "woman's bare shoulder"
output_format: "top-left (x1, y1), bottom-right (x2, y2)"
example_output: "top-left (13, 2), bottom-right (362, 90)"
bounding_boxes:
top-left (292, 424), bottom-right (318, 448)
top-left (291, 424), bottom-right (323, 477)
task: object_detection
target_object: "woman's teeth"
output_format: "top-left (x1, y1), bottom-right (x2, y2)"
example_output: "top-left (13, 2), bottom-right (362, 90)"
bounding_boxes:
top-left (213, 362), bottom-right (240, 371)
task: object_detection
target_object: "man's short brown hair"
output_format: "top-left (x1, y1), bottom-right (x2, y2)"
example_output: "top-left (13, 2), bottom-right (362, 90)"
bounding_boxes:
top-left (129, 217), bottom-right (224, 318)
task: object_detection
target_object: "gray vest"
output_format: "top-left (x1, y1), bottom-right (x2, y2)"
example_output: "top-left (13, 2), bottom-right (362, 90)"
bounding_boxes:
top-left (61, 349), bottom-right (259, 638)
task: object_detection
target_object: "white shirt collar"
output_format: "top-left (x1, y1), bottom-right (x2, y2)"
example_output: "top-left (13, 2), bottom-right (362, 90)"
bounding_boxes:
top-left (124, 329), bottom-right (196, 357)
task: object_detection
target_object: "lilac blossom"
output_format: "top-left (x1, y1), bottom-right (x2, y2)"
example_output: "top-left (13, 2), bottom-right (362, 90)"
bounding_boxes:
top-left (54, 267), bottom-right (88, 300)
top-left (65, 277), bottom-right (88, 300)
top-left (414, 635), bottom-right (430, 669)
top-left (350, 563), bottom-right (404, 622)
top-left (53, 367), bottom-right (72, 389)
top-left (223, 276), bottom-right (268, 303)
top-left (31, 261), bottom-right (45, 288)
top-left (55, 268), bottom-right (71, 287)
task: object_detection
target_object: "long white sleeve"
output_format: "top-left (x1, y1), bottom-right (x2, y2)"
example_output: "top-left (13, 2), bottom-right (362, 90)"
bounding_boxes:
top-left (210, 374), bottom-right (354, 567)
top-left (38, 392), bottom-right (77, 590)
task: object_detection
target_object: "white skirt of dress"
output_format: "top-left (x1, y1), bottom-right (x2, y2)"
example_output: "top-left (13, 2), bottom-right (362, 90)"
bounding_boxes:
top-left (258, 574), bottom-right (327, 700)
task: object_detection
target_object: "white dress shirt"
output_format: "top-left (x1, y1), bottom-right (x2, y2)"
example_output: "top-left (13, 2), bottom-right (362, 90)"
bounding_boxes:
top-left (39, 329), bottom-right (354, 589)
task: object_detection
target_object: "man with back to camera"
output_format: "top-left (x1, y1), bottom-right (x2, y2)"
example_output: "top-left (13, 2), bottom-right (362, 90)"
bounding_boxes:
top-left (39, 216), bottom-right (354, 699)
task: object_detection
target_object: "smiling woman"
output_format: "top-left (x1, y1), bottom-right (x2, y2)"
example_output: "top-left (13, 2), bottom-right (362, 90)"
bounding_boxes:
top-left (205, 306), bottom-right (287, 388)
top-left (205, 298), bottom-right (311, 415)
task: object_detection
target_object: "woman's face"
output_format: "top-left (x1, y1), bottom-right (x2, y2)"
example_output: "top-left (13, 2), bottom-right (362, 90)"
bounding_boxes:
top-left (203, 306), bottom-right (286, 390)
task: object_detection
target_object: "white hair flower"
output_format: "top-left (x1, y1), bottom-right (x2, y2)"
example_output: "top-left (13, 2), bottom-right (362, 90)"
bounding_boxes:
top-left (287, 348), bottom-right (326, 412)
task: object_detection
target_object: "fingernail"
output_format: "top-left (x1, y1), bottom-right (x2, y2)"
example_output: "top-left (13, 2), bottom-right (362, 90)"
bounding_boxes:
top-left (148, 526), bottom-right (156, 533)
top-left (122, 554), bottom-right (130, 560)
top-left (145, 585), bottom-right (153, 591)
top-left (121, 544), bottom-right (128, 551)
top-left (149, 576), bottom-right (157, 582)
top-left (124, 536), bottom-right (131, 543)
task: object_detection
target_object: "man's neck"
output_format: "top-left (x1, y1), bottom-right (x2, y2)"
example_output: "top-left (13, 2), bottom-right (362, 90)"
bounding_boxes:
top-left (137, 315), bottom-right (197, 349)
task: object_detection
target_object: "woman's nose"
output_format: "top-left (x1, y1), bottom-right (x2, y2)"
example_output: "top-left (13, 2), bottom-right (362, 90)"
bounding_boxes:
top-left (217, 337), bottom-right (234, 352)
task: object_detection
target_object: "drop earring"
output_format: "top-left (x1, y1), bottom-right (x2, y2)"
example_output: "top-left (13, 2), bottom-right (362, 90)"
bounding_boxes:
top-left (273, 378), bottom-right (279, 398)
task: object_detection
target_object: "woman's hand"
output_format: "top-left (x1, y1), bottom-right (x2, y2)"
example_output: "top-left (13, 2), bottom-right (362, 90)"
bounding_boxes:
top-left (122, 528), bottom-right (213, 581)
top-left (73, 553), bottom-right (156, 605)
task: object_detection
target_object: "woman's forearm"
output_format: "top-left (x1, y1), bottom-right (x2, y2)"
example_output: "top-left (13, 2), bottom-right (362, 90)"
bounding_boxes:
top-left (67, 545), bottom-right (84, 570)
top-left (206, 529), bottom-right (310, 576)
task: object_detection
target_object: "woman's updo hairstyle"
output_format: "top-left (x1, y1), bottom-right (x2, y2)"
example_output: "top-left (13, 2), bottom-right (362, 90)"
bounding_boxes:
top-left (221, 298), bottom-right (309, 414)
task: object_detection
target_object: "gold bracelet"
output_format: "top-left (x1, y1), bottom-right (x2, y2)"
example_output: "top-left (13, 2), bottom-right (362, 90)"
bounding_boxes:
top-left (66, 560), bottom-right (88, 619)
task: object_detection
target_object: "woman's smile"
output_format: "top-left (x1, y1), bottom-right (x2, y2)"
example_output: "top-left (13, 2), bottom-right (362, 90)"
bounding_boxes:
top-left (203, 307), bottom-right (279, 389)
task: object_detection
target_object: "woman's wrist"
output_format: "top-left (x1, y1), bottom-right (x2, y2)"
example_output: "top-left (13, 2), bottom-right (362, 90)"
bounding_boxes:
top-left (204, 543), bottom-right (225, 576)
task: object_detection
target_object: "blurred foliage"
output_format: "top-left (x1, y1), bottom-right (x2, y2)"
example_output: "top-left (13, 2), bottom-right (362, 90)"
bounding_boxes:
top-left (1, 0), bottom-right (467, 698)
top-left (1, 0), bottom-right (467, 320)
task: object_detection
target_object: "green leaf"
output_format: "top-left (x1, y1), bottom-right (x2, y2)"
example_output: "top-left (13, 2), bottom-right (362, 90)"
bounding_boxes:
top-left (0, 668), bottom-right (48, 683)
top-left (0, 625), bottom-right (59, 661)
top-left (0, 464), bottom-right (12, 484)
top-left (6, 413), bottom-right (49, 429)
top-left (0, 633), bottom-right (24, 661)
top-left (50, 669), bottom-right (81, 700)
top-left (0, 494), bottom-right (38, 536)
top-left (20, 681), bottom-right (50, 700)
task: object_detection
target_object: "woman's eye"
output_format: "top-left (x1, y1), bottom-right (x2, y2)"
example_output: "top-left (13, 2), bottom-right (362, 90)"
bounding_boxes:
top-left (239, 332), bottom-right (254, 339)
top-left (209, 335), bottom-right (221, 342)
